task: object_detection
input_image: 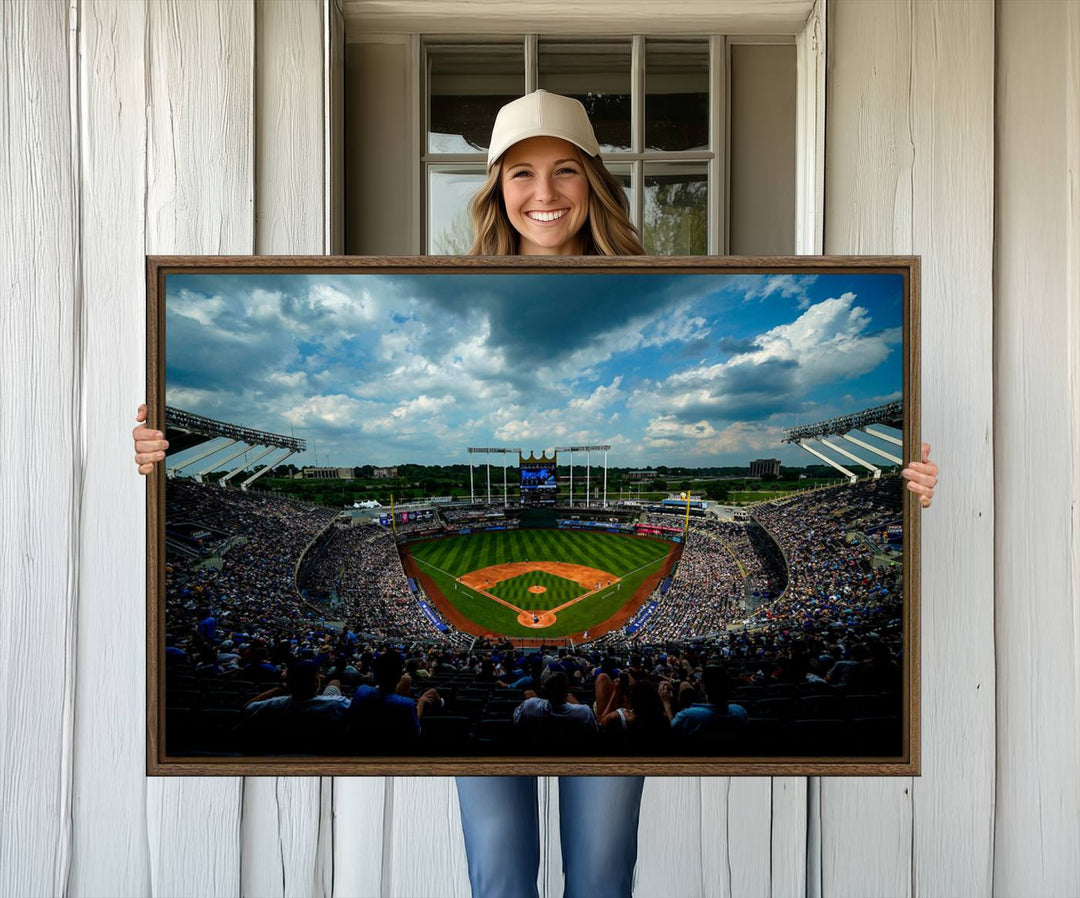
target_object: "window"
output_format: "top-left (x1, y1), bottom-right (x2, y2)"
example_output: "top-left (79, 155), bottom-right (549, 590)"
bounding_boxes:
top-left (422, 35), bottom-right (795, 256)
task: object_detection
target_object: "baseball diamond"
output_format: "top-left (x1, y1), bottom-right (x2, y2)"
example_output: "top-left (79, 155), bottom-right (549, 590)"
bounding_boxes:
top-left (400, 529), bottom-right (678, 639)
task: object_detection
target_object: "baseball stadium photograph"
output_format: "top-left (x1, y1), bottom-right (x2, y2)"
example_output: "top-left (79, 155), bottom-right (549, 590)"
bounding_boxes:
top-left (150, 259), bottom-right (916, 772)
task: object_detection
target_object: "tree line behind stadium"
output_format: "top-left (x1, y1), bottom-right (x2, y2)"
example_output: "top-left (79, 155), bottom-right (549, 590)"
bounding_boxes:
top-left (193, 461), bottom-right (860, 508)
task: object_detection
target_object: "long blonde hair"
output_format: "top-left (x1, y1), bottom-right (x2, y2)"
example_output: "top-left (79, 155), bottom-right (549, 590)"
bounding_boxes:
top-left (467, 151), bottom-right (645, 256)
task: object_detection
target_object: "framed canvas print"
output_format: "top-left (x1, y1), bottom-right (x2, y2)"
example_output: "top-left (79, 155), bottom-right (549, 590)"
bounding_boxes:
top-left (146, 255), bottom-right (920, 776)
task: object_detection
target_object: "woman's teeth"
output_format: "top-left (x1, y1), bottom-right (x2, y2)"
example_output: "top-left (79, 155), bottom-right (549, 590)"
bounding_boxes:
top-left (527, 210), bottom-right (567, 222)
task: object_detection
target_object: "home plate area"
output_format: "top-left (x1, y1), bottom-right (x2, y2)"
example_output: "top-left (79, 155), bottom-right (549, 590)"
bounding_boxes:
top-left (457, 561), bottom-right (619, 629)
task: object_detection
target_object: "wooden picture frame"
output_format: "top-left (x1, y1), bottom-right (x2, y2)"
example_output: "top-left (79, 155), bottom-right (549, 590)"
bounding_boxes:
top-left (147, 255), bottom-right (920, 776)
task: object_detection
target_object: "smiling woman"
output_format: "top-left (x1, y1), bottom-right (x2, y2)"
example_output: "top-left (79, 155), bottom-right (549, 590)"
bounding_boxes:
top-left (466, 90), bottom-right (644, 257)
top-left (500, 137), bottom-right (591, 255)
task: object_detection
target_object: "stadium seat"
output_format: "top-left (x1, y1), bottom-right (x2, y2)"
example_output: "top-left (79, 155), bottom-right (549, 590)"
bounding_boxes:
top-left (754, 697), bottom-right (794, 720)
top-left (474, 718), bottom-right (517, 751)
top-left (419, 715), bottom-right (473, 749)
top-left (169, 689), bottom-right (203, 709)
top-left (796, 681), bottom-right (835, 696)
top-left (796, 693), bottom-right (841, 718)
top-left (841, 693), bottom-right (889, 719)
top-left (451, 698), bottom-right (486, 720)
top-left (206, 689), bottom-right (248, 710)
top-left (482, 699), bottom-right (522, 718)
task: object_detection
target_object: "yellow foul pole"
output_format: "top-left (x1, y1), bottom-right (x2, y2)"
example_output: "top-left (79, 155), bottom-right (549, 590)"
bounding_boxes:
top-left (390, 493), bottom-right (396, 536)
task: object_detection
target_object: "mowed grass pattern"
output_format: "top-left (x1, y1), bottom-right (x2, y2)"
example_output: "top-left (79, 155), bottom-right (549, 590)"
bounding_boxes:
top-left (489, 571), bottom-right (583, 611)
top-left (405, 529), bottom-right (673, 637)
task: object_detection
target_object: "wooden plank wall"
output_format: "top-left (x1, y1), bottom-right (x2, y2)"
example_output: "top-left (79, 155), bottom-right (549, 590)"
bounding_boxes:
top-left (824, 3), bottom-right (997, 896)
top-left (1, 1), bottom-right (1076, 896)
top-left (994, 1), bottom-right (1080, 894)
top-left (0, 3), bottom-right (79, 896)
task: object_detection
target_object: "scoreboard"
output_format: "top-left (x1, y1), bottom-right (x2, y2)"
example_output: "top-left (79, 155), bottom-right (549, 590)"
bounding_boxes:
top-left (519, 451), bottom-right (558, 506)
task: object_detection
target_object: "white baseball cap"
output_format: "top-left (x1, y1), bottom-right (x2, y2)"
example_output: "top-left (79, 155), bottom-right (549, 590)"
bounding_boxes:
top-left (486, 90), bottom-right (601, 169)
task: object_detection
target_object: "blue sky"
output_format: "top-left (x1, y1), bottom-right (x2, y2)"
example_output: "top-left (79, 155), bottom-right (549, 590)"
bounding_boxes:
top-left (165, 271), bottom-right (904, 468)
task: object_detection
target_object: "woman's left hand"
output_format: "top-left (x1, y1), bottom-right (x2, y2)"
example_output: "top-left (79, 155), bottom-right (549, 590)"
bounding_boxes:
top-left (902, 442), bottom-right (938, 508)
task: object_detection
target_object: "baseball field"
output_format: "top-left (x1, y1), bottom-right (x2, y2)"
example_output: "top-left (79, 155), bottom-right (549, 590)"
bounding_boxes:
top-left (400, 529), bottom-right (677, 638)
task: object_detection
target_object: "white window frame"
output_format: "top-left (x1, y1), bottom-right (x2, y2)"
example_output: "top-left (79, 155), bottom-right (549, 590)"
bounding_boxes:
top-left (400, 1), bottom-right (825, 256)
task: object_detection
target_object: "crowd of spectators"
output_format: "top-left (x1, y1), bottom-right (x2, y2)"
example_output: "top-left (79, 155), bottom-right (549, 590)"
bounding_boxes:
top-left (440, 507), bottom-right (519, 533)
top-left (164, 477), bottom-right (906, 757)
top-left (165, 480), bottom-right (341, 672)
top-left (303, 522), bottom-right (447, 639)
top-left (441, 507), bottom-right (508, 524)
top-left (169, 630), bottom-right (901, 756)
top-left (642, 516), bottom-right (786, 641)
top-left (748, 476), bottom-right (903, 633)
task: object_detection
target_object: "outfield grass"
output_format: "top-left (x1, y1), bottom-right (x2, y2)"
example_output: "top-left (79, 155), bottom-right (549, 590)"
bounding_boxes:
top-left (405, 529), bottom-right (673, 638)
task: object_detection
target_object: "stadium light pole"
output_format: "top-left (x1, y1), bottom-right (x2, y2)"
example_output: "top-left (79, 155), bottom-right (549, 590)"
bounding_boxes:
top-left (469, 447), bottom-right (520, 506)
top-left (555, 445), bottom-right (611, 509)
top-left (569, 449), bottom-right (573, 507)
top-left (586, 452), bottom-right (590, 507)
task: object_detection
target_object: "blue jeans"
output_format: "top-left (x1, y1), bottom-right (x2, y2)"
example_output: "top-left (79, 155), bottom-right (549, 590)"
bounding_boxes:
top-left (455, 775), bottom-right (646, 898)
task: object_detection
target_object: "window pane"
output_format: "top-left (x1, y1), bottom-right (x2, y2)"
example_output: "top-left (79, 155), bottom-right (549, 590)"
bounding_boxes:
top-left (428, 167), bottom-right (487, 254)
top-left (538, 40), bottom-right (631, 153)
top-left (604, 163), bottom-right (634, 222)
top-left (428, 44), bottom-right (524, 154)
top-left (645, 40), bottom-right (709, 152)
top-left (643, 163), bottom-right (708, 255)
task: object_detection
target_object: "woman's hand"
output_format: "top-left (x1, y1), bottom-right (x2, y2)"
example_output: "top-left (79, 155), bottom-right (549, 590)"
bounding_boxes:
top-left (902, 442), bottom-right (938, 508)
top-left (133, 403), bottom-right (168, 475)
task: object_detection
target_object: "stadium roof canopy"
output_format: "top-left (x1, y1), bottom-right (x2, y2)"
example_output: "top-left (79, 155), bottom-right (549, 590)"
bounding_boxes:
top-left (782, 401), bottom-right (902, 443)
top-left (164, 407), bottom-right (306, 490)
top-left (165, 407), bottom-right (305, 454)
top-left (782, 401), bottom-right (903, 484)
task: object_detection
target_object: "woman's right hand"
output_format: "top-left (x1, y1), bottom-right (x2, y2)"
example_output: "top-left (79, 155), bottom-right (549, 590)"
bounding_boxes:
top-left (133, 403), bottom-right (169, 475)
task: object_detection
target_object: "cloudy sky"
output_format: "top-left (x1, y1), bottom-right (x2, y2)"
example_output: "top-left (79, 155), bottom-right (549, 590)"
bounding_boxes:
top-left (165, 270), bottom-right (904, 469)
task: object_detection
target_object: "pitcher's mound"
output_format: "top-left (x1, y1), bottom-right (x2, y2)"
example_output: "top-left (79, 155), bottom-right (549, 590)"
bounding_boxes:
top-left (527, 584), bottom-right (547, 594)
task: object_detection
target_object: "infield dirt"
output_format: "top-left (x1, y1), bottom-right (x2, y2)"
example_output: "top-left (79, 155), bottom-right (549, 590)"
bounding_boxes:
top-left (398, 530), bottom-right (680, 643)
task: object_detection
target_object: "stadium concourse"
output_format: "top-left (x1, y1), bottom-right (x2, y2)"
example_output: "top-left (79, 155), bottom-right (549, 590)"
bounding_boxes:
top-left (164, 473), bottom-right (906, 758)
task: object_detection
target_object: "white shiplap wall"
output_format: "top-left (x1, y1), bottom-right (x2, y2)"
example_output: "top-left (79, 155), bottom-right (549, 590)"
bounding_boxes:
top-left (994, 1), bottom-right (1080, 894)
top-left (2, 1), bottom-right (1078, 897)
top-left (824, 2), bottom-right (996, 896)
top-left (0, 3), bottom-right (78, 897)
